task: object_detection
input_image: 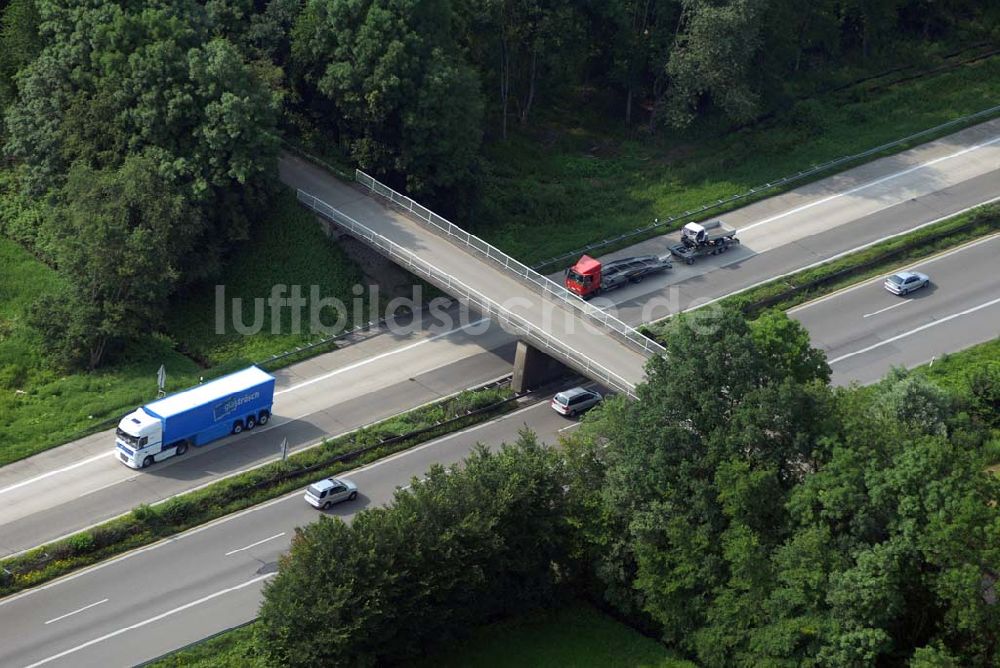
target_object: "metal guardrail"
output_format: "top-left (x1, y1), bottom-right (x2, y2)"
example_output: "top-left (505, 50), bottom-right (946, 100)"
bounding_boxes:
top-left (297, 190), bottom-right (642, 398)
top-left (528, 103), bottom-right (1000, 273)
top-left (354, 170), bottom-right (665, 358)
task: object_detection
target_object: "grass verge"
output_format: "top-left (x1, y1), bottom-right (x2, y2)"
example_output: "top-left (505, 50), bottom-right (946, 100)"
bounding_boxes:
top-left (164, 188), bottom-right (370, 367)
top-left (476, 55), bottom-right (1000, 267)
top-left (0, 186), bottom-right (371, 466)
top-left (143, 622), bottom-right (260, 668)
top-left (413, 601), bottom-right (694, 668)
top-left (0, 384), bottom-right (516, 598)
top-left (648, 202), bottom-right (1000, 326)
top-left (143, 600), bottom-right (692, 668)
top-left (912, 337), bottom-right (1000, 394)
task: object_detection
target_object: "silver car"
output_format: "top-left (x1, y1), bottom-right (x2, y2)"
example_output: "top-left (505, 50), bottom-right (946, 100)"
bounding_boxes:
top-left (551, 387), bottom-right (603, 417)
top-left (884, 270), bottom-right (929, 295)
top-left (304, 476), bottom-right (358, 509)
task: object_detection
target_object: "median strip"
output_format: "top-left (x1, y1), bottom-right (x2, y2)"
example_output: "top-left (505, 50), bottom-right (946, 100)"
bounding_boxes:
top-left (693, 202), bottom-right (999, 320)
top-left (0, 381), bottom-right (523, 599)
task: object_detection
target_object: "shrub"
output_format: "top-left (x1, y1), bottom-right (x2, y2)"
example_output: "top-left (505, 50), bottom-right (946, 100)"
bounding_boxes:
top-left (132, 503), bottom-right (158, 523)
top-left (967, 363), bottom-right (1000, 428)
top-left (67, 532), bottom-right (95, 555)
top-left (157, 497), bottom-right (197, 527)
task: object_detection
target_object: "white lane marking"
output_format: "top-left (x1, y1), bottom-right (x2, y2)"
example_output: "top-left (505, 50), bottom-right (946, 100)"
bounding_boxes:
top-left (351, 401), bottom-right (541, 476)
top-left (678, 197), bottom-right (1000, 320)
top-left (0, 319), bottom-right (494, 501)
top-left (740, 135), bottom-right (1000, 234)
top-left (829, 295), bottom-right (1000, 364)
top-left (0, 398), bottom-right (544, 606)
top-left (863, 301), bottom-right (911, 318)
top-left (558, 422), bottom-right (582, 433)
top-left (23, 574), bottom-right (274, 668)
top-left (397, 475), bottom-right (427, 492)
top-left (0, 451), bottom-right (115, 497)
top-left (43, 598), bottom-right (108, 625)
top-left (224, 532), bottom-right (286, 556)
top-left (1, 369), bottom-right (513, 562)
top-left (789, 233), bottom-right (1000, 313)
top-left (274, 318), bottom-right (489, 396)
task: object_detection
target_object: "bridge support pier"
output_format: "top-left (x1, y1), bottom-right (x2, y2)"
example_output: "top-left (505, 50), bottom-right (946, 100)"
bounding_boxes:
top-left (511, 340), bottom-right (568, 394)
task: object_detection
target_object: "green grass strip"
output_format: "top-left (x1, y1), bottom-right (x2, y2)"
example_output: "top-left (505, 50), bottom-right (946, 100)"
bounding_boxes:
top-left (644, 203), bottom-right (1000, 331)
top-left (0, 385), bottom-right (517, 598)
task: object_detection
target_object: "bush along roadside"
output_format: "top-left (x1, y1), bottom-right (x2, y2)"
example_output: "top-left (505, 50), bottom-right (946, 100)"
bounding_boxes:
top-left (0, 383), bottom-right (518, 598)
top-left (648, 202), bottom-right (999, 329)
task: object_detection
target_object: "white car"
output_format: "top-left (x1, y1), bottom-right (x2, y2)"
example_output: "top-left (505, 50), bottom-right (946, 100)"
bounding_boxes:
top-left (551, 387), bottom-right (603, 417)
top-left (884, 270), bottom-right (929, 295)
top-left (304, 477), bottom-right (358, 509)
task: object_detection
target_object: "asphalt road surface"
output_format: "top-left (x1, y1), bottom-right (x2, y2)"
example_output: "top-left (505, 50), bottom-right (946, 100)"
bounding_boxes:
top-left (0, 310), bottom-right (516, 556)
top-left (0, 398), bottom-right (573, 668)
top-left (3, 244), bottom-right (1000, 666)
top-left (1, 118), bottom-right (997, 561)
top-left (792, 234), bottom-right (1000, 386)
top-left (6, 272), bottom-right (997, 668)
top-left (576, 118), bottom-right (1000, 323)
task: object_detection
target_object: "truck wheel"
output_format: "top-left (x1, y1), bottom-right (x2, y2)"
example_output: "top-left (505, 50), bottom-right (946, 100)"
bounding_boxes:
top-left (245, 415), bottom-right (257, 430)
top-left (257, 411), bottom-right (270, 426)
top-left (175, 442), bottom-right (188, 456)
top-left (231, 421), bottom-right (243, 435)
top-left (142, 456), bottom-right (154, 468)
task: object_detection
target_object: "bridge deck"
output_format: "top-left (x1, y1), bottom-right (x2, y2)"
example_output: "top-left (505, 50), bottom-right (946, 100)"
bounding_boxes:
top-left (279, 154), bottom-right (651, 393)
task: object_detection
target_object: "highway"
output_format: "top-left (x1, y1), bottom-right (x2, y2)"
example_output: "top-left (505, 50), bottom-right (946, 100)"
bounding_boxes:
top-left (0, 399), bottom-right (573, 668)
top-left (577, 118), bottom-right (1000, 323)
top-left (5, 276), bottom-right (998, 668)
top-left (0, 310), bottom-right (515, 557)
top-left (792, 234), bottom-right (1000, 386)
top-left (1, 117), bottom-right (998, 564)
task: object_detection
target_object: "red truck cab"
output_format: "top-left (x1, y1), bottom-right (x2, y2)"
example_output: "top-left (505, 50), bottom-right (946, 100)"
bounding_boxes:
top-left (565, 254), bottom-right (602, 298)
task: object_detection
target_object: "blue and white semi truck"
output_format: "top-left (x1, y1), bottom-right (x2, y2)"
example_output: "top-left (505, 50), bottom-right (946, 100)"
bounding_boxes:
top-left (115, 366), bottom-right (276, 469)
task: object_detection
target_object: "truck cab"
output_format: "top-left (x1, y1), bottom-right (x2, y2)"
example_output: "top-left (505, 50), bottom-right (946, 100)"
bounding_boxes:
top-left (564, 254), bottom-right (602, 298)
top-left (681, 222), bottom-right (710, 246)
top-left (115, 408), bottom-right (168, 469)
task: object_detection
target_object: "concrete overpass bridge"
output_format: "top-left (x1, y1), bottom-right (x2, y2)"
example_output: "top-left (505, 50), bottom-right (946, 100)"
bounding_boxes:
top-left (279, 153), bottom-right (661, 398)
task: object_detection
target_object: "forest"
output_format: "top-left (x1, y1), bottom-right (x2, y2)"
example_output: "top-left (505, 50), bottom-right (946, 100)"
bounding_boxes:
top-left (0, 2), bottom-right (998, 665)
top-left (258, 311), bottom-right (1000, 667)
top-left (0, 0), bottom-right (996, 371)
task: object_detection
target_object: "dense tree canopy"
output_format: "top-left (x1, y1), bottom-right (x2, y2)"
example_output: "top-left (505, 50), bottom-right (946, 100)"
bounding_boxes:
top-left (290, 0), bottom-right (484, 198)
top-left (564, 311), bottom-right (1000, 666)
top-left (0, 0), bottom-right (279, 368)
top-left (258, 433), bottom-right (568, 667)
top-left (256, 309), bottom-right (1000, 666)
top-left (28, 156), bottom-right (202, 369)
top-left (0, 0), bottom-right (993, 371)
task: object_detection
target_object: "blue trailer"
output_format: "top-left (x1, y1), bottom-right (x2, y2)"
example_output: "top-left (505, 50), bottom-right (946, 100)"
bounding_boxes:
top-left (115, 366), bottom-right (276, 469)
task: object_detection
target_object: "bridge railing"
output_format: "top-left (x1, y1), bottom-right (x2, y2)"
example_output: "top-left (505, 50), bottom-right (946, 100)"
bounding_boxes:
top-left (298, 189), bottom-right (640, 399)
top-left (354, 170), bottom-right (666, 358)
